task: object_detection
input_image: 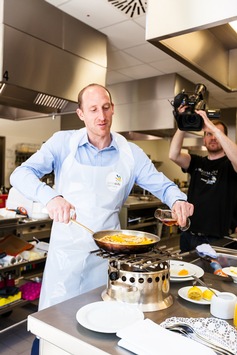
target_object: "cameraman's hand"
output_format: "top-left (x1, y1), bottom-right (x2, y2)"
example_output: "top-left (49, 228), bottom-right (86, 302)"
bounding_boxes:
top-left (178, 104), bottom-right (188, 113)
top-left (195, 110), bottom-right (216, 133)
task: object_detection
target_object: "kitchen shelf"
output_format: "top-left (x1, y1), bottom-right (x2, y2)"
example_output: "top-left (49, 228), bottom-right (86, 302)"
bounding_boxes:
top-left (0, 218), bottom-right (51, 333)
top-left (0, 299), bottom-right (30, 316)
top-left (0, 258), bottom-right (46, 328)
top-left (0, 257), bottom-right (46, 274)
top-left (15, 150), bottom-right (35, 165)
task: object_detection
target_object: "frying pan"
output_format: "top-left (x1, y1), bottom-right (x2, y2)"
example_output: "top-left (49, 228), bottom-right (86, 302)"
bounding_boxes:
top-left (71, 219), bottom-right (160, 254)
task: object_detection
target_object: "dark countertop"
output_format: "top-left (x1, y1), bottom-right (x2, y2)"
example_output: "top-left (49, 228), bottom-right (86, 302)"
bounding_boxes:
top-left (28, 248), bottom-right (237, 355)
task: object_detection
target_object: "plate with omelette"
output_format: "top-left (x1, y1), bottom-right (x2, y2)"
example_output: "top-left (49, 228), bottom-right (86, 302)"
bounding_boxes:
top-left (170, 265), bottom-right (196, 278)
top-left (178, 286), bottom-right (220, 305)
top-left (170, 260), bottom-right (204, 282)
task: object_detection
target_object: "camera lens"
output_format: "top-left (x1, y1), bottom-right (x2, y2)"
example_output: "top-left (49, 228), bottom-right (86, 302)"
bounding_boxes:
top-left (184, 114), bottom-right (197, 124)
top-left (179, 113), bottom-right (203, 131)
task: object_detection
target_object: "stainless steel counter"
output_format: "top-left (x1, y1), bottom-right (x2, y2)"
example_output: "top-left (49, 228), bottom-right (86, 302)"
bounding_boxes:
top-left (28, 263), bottom-right (236, 355)
top-left (122, 195), bottom-right (163, 209)
top-left (0, 216), bottom-right (52, 240)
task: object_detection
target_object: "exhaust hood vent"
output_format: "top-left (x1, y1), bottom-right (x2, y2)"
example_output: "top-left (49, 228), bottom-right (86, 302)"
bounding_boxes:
top-left (0, 82), bottom-right (69, 117)
top-left (34, 94), bottom-right (67, 111)
top-left (0, 0), bottom-right (107, 120)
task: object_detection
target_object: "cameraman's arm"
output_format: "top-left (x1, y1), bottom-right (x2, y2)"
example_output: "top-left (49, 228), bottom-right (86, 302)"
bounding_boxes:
top-left (169, 129), bottom-right (191, 169)
top-left (197, 110), bottom-right (237, 172)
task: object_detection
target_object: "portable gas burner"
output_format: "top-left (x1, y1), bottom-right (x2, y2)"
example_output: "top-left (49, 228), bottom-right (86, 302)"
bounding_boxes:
top-left (99, 248), bottom-right (177, 312)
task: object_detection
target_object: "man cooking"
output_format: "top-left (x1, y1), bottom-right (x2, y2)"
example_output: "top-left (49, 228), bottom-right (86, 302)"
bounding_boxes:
top-left (10, 83), bottom-right (193, 311)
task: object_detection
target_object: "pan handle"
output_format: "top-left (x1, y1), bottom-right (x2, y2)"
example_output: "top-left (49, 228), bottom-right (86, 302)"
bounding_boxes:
top-left (70, 218), bottom-right (94, 234)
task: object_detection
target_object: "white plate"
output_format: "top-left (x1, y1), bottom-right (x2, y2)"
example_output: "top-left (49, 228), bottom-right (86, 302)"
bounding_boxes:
top-left (76, 301), bottom-right (144, 333)
top-left (170, 264), bottom-right (196, 278)
top-left (170, 260), bottom-right (204, 282)
top-left (222, 267), bottom-right (237, 283)
top-left (178, 286), bottom-right (220, 305)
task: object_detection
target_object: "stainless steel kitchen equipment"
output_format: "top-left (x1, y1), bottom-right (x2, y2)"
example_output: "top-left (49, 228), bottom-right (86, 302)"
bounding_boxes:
top-left (0, 0), bottom-right (107, 120)
top-left (71, 218), bottom-right (180, 311)
top-left (98, 248), bottom-right (180, 312)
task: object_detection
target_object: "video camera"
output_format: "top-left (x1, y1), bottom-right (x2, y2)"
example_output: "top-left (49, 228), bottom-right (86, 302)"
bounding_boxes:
top-left (172, 84), bottom-right (206, 131)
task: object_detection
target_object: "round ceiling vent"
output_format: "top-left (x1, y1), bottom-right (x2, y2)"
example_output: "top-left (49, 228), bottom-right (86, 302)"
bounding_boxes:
top-left (108, 0), bottom-right (147, 18)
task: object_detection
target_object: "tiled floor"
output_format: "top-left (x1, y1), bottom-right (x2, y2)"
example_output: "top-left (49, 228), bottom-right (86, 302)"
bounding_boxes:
top-left (0, 304), bottom-right (37, 354)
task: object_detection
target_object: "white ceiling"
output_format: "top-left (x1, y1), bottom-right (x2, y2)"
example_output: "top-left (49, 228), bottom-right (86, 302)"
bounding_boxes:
top-left (45, 0), bottom-right (237, 110)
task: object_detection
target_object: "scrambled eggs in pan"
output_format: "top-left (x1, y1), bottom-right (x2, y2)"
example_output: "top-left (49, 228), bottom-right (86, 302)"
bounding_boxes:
top-left (99, 234), bottom-right (154, 245)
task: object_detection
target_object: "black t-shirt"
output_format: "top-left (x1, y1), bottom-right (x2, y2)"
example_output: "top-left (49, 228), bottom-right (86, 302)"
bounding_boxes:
top-left (183, 154), bottom-right (237, 237)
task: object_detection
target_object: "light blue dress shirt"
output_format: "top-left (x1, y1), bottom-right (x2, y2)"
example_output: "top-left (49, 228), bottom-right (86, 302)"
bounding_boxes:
top-left (10, 129), bottom-right (187, 208)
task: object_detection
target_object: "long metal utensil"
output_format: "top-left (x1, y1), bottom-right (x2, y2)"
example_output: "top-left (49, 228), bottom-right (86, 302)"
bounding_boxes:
top-left (192, 274), bottom-right (218, 297)
top-left (70, 218), bottom-right (94, 234)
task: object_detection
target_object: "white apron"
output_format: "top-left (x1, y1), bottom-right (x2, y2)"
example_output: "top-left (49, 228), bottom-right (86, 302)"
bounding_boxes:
top-left (39, 130), bottom-right (134, 310)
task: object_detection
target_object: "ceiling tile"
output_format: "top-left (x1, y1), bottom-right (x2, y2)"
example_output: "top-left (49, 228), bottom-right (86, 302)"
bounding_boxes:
top-left (46, 0), bottom-right (128, 29)
top-left (106, 70), bottom-right (134, 85)
top-left (108, 50), bottom-right (142, 70)
top-left (100, 21), bottom-right (146, 49)
top-left (150, 58), bottom-right (188, 74)
top-left (118, 64), bottom-right (163, 79)
top-left (124, 43), bottom-right (169, 63)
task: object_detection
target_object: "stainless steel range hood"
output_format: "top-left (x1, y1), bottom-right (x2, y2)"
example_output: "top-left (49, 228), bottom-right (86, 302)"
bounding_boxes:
top-left (146, 0), bottom-right (237, 92)
top-left (0, 0), bottom-right (107, 120)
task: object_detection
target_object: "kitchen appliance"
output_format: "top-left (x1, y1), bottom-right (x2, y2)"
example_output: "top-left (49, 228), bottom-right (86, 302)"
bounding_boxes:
top-left (99, 248), bottom-right (177, 312)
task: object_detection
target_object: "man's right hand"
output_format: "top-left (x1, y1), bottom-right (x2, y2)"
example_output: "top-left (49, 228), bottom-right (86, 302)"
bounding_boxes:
top-left (46, 196), bottom-right (75, 224)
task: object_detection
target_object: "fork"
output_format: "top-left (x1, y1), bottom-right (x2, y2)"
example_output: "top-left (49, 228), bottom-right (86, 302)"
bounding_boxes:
top-left (165, 323), bottom-right (235, 355)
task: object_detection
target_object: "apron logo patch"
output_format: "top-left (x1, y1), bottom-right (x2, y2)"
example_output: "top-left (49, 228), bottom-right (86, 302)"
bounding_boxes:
top-left (106, 172), bottom-right (122, 191)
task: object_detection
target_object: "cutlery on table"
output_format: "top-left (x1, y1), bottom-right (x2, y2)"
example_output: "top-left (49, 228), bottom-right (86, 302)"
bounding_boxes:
top-left (165, 323), bottom-right (235, 355)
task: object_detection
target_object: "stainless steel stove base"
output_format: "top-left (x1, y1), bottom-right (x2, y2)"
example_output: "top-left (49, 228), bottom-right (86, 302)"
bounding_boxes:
top-left (101, 289), bottom-right (173, 312)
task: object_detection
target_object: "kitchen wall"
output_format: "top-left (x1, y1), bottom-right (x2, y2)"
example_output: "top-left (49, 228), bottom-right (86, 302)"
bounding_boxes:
top-left (0, 117), bottom-right (60, 187)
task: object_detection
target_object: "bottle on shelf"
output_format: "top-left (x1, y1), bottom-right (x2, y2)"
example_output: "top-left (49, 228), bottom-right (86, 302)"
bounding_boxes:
top-left (5, 272), bottom-right (15, 287)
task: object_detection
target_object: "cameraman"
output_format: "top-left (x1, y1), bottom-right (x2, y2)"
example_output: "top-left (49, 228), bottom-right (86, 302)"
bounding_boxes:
top-left (169, 108), bottom-right (237, 252)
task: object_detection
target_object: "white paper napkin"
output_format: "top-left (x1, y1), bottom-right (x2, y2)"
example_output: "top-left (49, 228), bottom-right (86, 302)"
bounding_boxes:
top-left (196, 243), bottom-right (217, 258)
top-left (116, 318), bottom-right (215, 355)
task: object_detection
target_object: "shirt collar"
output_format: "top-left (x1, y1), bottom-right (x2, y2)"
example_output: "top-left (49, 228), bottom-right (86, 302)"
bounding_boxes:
top-left (78, 130), bottom-right (118, 151)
